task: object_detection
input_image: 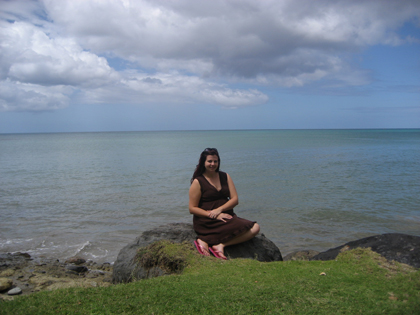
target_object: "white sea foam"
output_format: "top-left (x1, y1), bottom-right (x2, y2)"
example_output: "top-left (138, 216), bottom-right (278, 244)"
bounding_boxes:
top-left (71, 241), bottom-right (112, 262)
top-left (0, 238), bottom-right (33, 247)
top-left (73, 241), bottom-right (91, 255)
top-left (0, 238), bottom-right (35, 253)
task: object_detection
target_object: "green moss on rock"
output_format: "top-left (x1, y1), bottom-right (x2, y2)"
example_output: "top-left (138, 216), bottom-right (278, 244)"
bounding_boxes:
top-left (134, 240), bottom-right (197, 275)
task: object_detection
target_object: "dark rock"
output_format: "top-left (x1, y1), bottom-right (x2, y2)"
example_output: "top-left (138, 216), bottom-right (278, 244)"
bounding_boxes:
top-left (65, 270), bottom-right (79, 275)
top-left (65, 257), bottom-right (86, 265)
top-left (224, 233), bottom-right (282, 261)
top-left (311, 233), bottom-right (420, 268)
top-left (0, 252), bottom-right (32, 270)
top-left (16, 253), bottom-right (31, 259)
top-left (112, 223), bottom-right (197, 284)
top-left (65, 265), bottom-right (88, 273)
top-left (86, 270), bottom-right (105, 278)
top-left (112, 222), bottom-right (282, 284)
top-left (283, 250), bottom-right (320, 261)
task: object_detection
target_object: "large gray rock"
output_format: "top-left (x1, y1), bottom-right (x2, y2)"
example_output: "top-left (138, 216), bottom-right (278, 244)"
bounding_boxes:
top-left (112, 222), bottom-right (282, 283)
top-left (311, 233), bottom-right (420, 268)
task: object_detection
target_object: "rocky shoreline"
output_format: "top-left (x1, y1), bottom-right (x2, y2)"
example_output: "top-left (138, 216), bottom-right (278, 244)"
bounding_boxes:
top-left (2, 225), bottom-right (419, 300)
top-left (0, 252), bottom-right (113, 301)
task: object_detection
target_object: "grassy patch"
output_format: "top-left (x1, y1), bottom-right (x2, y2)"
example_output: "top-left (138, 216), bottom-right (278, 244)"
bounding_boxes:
top-left (134, 240), bottom-right (194, 276)
top-left (1, 246), bottom-right (419, 314)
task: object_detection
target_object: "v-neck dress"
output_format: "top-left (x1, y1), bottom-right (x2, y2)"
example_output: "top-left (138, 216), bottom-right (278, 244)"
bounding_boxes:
top-left (193, 171), bottom-right (256, 245)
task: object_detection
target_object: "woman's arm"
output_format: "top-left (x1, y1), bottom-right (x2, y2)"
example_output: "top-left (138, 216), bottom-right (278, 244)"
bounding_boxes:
top-left (189, 179), bottom-right (211, 218)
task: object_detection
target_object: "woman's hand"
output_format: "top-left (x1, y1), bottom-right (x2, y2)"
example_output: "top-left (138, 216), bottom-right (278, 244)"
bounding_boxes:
top-left (208, 209), bottom-right (221, 219)
top-left (216, 213), bottom-right (232, 222)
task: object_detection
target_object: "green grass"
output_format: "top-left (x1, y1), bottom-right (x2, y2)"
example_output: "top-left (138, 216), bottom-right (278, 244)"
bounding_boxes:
top-left (1, 244), bottom-right (419, 315)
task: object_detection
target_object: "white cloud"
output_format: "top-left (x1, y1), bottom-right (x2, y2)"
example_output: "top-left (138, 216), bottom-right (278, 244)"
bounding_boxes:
top-left (1, 21), bottom-right (118, 87)
top-left (42, 0), bottom-right (420, 75)
top-left (0, 0), bottom-right (419, 112)
top-left (0, 79), bottom-right (71, 111)
top-left (80, 71), bottom-right (268, 109)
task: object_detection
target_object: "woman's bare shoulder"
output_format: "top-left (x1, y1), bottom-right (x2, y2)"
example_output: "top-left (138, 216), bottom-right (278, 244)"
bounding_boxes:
top-left (190, 178), bottom-right (201, 187)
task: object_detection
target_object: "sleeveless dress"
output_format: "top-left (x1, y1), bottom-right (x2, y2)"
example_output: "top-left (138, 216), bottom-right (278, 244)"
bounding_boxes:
top-left (193, 171), bottom-right (256, 245)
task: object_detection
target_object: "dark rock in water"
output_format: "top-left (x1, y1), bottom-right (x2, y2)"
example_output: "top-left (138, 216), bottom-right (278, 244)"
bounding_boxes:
top-left (311, 233), bottom-right (420, 268)
top-left (65, 265), bottom-right (88, 273)
top-left (15, 252), bottom-right (31, 259)
top-left (0, 252), bottom-right (32, 269)
top-left (112, 222), bottom-right (283, 283)
top-left (65, 257), bottom-right (86, 265)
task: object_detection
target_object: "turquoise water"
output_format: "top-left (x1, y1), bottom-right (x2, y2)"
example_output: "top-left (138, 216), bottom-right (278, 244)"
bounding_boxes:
top-left (1, 129), bottom-right (419, 262)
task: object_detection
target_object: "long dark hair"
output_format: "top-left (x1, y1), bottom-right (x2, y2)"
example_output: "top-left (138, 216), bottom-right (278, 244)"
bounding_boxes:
top-left (191, 148), bottom-right (220, 184)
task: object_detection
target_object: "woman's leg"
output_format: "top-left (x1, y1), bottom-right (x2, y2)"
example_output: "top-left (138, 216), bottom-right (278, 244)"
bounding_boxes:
top-left (211, 223), bottom-right (260, 258)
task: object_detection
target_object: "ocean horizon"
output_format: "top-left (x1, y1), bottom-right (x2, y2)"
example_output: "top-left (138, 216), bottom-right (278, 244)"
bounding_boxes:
top-left (1, 129), bottom-right (419, 263)
top-left (2, 127), bottom-right (419, 135)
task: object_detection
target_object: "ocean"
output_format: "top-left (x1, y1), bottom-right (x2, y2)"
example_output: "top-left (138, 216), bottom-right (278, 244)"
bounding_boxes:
top-left (1, 129), bottom-right (419, 263)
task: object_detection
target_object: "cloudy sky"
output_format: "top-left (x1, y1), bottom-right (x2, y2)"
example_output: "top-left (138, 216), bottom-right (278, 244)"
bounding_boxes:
top-left (0, 0), bottom-right (419, 133)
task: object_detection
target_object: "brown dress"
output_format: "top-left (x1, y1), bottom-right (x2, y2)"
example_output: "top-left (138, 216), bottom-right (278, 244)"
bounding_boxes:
top-left (193, 171), bottom-right (256, 245)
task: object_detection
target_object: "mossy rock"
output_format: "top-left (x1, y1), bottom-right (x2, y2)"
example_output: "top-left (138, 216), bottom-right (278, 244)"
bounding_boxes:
top-left (133, 240), bottom-right (193, 279)
top-left (112, 223), bottom-right (282, 283)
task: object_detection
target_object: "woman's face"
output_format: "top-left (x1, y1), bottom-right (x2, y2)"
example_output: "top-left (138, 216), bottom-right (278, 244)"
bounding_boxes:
top-left (204, 155), bottom-right (219, 172)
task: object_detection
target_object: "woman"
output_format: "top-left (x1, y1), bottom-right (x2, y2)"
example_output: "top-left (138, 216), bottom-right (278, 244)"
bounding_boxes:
top-left (189, 148), bottom-right (260, 259)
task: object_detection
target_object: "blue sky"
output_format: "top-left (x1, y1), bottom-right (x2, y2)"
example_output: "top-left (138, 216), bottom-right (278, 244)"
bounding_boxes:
top-left (0, 0), bottom-right (419, 133)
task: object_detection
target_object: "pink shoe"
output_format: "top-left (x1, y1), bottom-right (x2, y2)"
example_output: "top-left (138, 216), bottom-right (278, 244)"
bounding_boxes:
top-left (209, 248), bottom-right (227, 260)
top-left (194, 240), bottom-right (210, 256)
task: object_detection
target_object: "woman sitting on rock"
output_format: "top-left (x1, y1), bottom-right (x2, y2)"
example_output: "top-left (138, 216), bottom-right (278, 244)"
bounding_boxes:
top-left (189, 148), bottom-right (260, 259)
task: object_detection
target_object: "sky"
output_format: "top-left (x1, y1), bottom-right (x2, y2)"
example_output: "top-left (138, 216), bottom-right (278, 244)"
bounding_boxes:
top-left (0, 0), bottom-right (419, 133)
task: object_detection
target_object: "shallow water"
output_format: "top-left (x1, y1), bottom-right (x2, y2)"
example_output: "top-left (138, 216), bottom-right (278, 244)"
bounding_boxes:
top-left (1, 129), bottom-right (419, 263)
